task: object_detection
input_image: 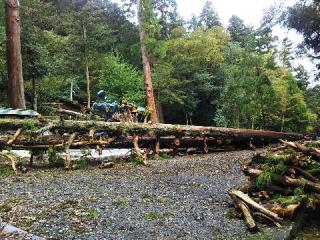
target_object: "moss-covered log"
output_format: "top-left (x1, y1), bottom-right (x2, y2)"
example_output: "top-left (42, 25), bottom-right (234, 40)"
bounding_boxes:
top-left (0, 119), bottom-right (303, 142)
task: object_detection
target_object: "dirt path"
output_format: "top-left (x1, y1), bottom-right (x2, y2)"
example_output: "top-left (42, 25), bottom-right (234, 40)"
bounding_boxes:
top-left (0, 151), bottom-right (256, 240)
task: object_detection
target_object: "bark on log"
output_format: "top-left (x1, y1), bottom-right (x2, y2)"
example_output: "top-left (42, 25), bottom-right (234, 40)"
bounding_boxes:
top-left (293, 166), bottom-right (320, 183)
top-left (245, 167), bottom-right (320, 193)
top-left (228, 189), bottom-right (282, 222)
top-left (281, 140), bottom-right (320, 160)
top-left (252, 212), bottom-right (282, 227)
top-left (57, 108), bottom-right (88, 119)
top-left (269, 204), bottom-right (301, 218)
top-left (231, 195), bottom-right (257, 231)
top-left (0, 119), bottom-right (303, 141)
top-left (6, 128), bottom-right (22, 145)
top-left (284, 176), bottom-right (320, 193)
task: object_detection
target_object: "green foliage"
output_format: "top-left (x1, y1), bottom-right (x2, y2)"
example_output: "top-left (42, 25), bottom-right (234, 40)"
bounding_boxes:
top-left (272, 195), bottom-right (305, 205)
top-left (97, 53), bottom-right (145, 105)
top-left (129, 155), bottom-right (145, 165)
top-left (0, 0), bottom-right (317, 132)
top-left (22, 119), bottom-right (38, 131)
top-left (294, 187), bottom-right (305, 197)
top-left (199, 1), bottom-right (221, 29)
top-left (89, 208), bottom-right (99, 220)
top-left (155, 153), bottom-right (171, 160)
top-left (48, 148), bottom-right (64, 168)
top-left (283, 0), bottom-right (320, 78)
top-left (255, 161), bottom-right (287, 190)
top-left (145, 211), bottom-right (174, 220)
top-left (265, 153), bottom-right (294, 164)
top-left (0, 165), bottom-right (14, 177)
top-left (224, 209), bottom-right (238, 219)
top-left (78, 157), bottom-right (90, 169)
top-left (113, 197), bottom-right (128, 207)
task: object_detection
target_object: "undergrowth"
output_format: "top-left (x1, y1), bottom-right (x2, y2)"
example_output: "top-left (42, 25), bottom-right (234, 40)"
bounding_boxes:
top-left (255, 161), bottom-right (288, 190)
top-left (22, 119), bottom-right (38, 131)
top-left (0, 165), bottom-right (14, 177)
top-left (48, 148), bottom-right (64, 167)
top-left (129, 155), bottom-right (145, 165)
top-left (78, 157), bottom-right (90, 169)
top-left (145, 211), bottom-right (174, 220)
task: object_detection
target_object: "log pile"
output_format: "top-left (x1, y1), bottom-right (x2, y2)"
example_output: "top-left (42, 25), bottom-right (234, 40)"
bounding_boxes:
top-left (0, 118), bottom-right (303, 173)
top-left (229, 140), bottom-right (320, 231)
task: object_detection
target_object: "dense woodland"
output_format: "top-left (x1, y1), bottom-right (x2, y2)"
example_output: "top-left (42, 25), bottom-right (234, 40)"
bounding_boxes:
top-left (0, 0), bottom-right (319, 133)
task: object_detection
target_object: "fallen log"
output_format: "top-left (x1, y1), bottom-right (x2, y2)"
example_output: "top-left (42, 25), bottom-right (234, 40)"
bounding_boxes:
top-left (230, 194), bottom-right (257, 231)
top-left (245, 167), bottom-right (320, 193)
top-left (284, 176), bottom-right (320, 193)
top-left (6, 128), bottom-right (22, 145)
top-left (281, 140), bottom-right (320, 160)
top-left (228, 189), bottom-right (282, 222)
top-left (0, 119), bottom-right (303, 142)
top-left (292, 166), bottom-right (320, 183)
top-left (56, 108), bottom-right (88, 119)
top-left (0, 132), bottom-right (300, 152)
top-left (99, 162), bottom-right (115, 169)
top-left (269, 204), bottom-right (301, 218)
top-left (252, 212), bottom-right (282, 227)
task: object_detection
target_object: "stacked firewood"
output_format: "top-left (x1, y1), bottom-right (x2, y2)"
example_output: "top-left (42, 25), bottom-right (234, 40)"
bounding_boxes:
top-left (229, 140), bottom-right (320, 231)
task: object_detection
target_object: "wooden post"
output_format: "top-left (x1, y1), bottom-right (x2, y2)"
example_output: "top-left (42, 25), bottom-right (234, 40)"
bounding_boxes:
top-left (204, 136), bottom-right (209, 154)
top-left (155, 134), bottom-right (160, 156)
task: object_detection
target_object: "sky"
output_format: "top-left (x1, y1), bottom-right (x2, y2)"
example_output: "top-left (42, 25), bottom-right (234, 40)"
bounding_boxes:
top-left (176, 0), bottom-right (294, 27)
top-left (111, 0), bottom-right (317, 82)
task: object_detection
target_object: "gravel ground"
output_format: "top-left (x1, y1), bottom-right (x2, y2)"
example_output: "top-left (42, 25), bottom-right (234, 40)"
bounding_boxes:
top-left (0, 151), bottom-right (256, 240)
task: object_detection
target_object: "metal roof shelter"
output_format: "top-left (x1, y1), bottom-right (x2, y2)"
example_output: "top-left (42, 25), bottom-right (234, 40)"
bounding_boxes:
top-left (0, 107), bottom-right (40, 118)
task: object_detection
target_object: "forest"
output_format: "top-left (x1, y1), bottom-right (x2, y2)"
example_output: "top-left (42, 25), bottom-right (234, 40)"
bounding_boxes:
top-left (0, 0), bottom-right (319, 133)
top-left (2, 1), bottom-right (320, 239)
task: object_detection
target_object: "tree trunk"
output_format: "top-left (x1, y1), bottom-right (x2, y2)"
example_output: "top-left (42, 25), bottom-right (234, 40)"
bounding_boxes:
top-left (281, 112), bottom-right (285, 132)
top-left (83, 25), bottom-right (91, 109)
top-left (70, 79), bottom-right (73, 102)
top-left (32, 78), bottom-right (37, 111)
top-left (236, 108), bottom-right (240, 128)
top-left (5, 0), bottom-right (26, 109)
top-left (156, 101), bottom-right (165, 123)
top-left (137, 0), bottom-right (159, 123)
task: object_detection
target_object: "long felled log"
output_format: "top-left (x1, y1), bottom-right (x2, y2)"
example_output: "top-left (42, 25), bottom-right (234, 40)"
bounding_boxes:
top-left (0, 119), bottom-right (303, 141)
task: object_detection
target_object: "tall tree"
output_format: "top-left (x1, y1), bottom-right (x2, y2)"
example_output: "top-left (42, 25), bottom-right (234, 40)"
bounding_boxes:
top-left (199, 0), bottom-right (221, 29)
top-left (282, 0), bottom-right (320, 78)
top-left (227, 15), bottom-right (253, 48)
top-left (187, 14), bottom-right (199, 32)
top-left (279, 37), bottom-right (294, 69)
top-left (5, 0), bottom-right (26, 109)
top-left (137, 0), bottom-right (159, 123)
top-left (153, 0), bottom-right (182, 39)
